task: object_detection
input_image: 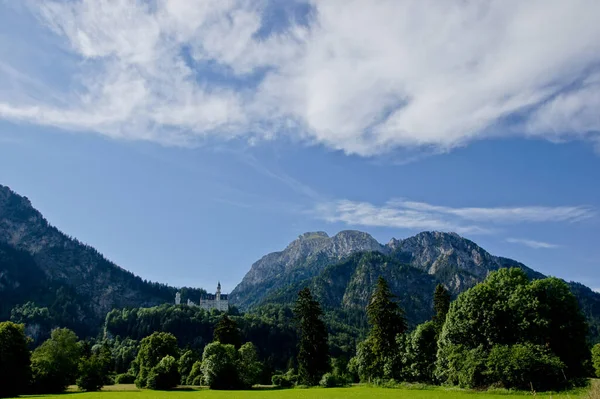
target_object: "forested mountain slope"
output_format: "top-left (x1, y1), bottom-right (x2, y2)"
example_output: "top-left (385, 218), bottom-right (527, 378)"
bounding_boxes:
top-left (232, 231), bottom-right (600, 342)
top-left (0, 184), bottom-right (205, 339)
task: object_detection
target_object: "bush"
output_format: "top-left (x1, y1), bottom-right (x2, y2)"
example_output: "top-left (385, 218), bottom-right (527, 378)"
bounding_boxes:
top-left (272, 374), bottom-right (294, 388)
top-left (114, 373), bottom-right (136, 384)
top-left (319, 373), bottom-right (340, 388)
top-left (436, 345), bottom-right (487, 388)
top-left (191, 375), bottom-right (203, 386)
top-left (178, 350), bottom-right (199, 385)
top-left (145, 355), bottom-right (179, 390)
top-left (104, 374), bottom-right (115, 386)
top-left (486, 344), bottom-right (566, 391)
top-left (77, 355), bottom-right (106, 392)
top-left (593, 344), bottom-right (600, 378)
top-left (271, 369), bottom-right (297, 388)
top-left (186, 361), bottom-right (203, 385)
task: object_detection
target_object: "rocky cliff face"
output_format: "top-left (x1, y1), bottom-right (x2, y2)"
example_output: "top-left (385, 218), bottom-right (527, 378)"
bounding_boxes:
top-left (229, 230), bottom-right (386, 308)
top-left (0, 184), bottom-right (204, 336)
top-left (386, 231), bottom-right (543, 292)
top-left (230, 230), bottom-right (504, 308)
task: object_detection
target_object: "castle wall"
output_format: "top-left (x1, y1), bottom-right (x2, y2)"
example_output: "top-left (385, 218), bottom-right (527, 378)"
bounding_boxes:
top-left (198, 299), bottom-right (229, 312)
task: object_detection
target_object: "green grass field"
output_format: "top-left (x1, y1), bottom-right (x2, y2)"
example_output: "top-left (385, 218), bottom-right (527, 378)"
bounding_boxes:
top-left (32, 382), bottom-right (597, 399)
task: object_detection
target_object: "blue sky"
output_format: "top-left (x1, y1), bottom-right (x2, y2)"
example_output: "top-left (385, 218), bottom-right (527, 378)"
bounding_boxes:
top-left (0, 1), bottom-right (599, 293)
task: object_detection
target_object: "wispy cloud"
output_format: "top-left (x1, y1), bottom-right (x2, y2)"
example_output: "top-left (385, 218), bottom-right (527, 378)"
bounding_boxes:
top-left (232, 152), bottom-right (323, 201)
top-left (506, 238), bottom-right (560, 249)
top-left (314, 199), bottom-right (595, 234)
top-left (0, 1), bottom-right (600, 155)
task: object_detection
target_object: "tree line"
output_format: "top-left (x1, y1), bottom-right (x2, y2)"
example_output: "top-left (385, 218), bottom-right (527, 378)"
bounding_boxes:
top-left (272, 268), bottom-right (596, 391)
top-left (1, 267), bottom-right (598, 396)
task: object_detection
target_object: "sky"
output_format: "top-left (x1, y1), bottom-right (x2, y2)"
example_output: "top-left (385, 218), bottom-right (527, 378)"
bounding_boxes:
top-left (0, 0), bottom-right (599, 294)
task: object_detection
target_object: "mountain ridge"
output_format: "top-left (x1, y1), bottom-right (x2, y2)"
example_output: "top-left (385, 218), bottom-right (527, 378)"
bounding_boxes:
top-left (0, 184), bottom-right (206, 339)
top-left (230, 229), bottom-right (600, 341)
top-left (230, 229), bottom-right (542, 306)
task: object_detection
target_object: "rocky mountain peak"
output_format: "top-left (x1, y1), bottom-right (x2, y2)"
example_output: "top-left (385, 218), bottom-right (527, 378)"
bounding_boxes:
top-left (230, 230), bottom-right (387, 307)
top-left (298, 231), bottom-right (329, 240)
top-left (386, 231), bottom-right (499, 279)
top-left (331, 230), bottom-right (386, 257)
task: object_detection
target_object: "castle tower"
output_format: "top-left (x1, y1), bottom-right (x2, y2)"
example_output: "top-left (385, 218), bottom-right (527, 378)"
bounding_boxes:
top-left (216, 281), bottom-right (221, 301)
top-left (175, 292), bottom-right (181, 305)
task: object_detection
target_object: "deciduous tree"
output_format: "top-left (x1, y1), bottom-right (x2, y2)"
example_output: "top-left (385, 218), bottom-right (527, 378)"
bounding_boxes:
top-left (436, 268), bottom-right (589, 390)
top-left (592, 344), bottom-right (600, 378)
top-left (0, 322), bottom-right (31, 398)
top-left (31, 328), bottom-right (81, 393)
top-left (77, 354), bottom-right (106, 392)
top-left (134, 332), bottom-right (179, 389)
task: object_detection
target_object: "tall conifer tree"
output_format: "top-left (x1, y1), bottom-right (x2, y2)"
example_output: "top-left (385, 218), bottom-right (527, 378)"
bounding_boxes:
top-left (214, 314), bottom-right (241, 348)
top-left (433, 284), bottom-right (451, 330)
top-left (293, 288), bottom-right (329, 386)
top-left (366, 277), bottom-right (407, 357)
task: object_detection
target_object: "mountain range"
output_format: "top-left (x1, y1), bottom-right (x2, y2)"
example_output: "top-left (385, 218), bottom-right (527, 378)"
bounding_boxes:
top-left (1, 183), bottom-right (599, 343)
top-left (229, 231), bottom-right (600, 339)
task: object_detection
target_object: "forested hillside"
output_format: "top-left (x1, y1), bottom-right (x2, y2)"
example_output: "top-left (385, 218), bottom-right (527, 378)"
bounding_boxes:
top-left (233, 231), bottom-right (600, 343)
top-left (0, 184), bottom-right (205, 342)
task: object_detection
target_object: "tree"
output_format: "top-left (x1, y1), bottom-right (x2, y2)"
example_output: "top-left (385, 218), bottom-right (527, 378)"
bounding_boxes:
top-left (200, 342), bottom-right (239, 389)
top-left (237, 342), bottom-right (262, 388)
top-left (134, 332), bottom-right (179, 389)
top-left (91, 343), bottom-right (113, 385)
top-left (146, 355), bottom-right (179, 390)
top-left (109, 337), bottom-right (138, 374)
top-left (178, 350), bottom-right (199, 385)
top-left (436, 268), bottom-right (589, 390)
top-left (348, 337), bottom-right (379, 383)
top-left (213, 315), bottom-right (241, 348)
top-left (485, 343), bottom-right (565, 391)
top-left (367, 277), bottom-right (407, 359)
top-left (31, 328), bottom-right (81, 393)
top-left (593, 344), bottom-right (600, 378)
top-left (0, 322), bottom-right (31, 398)
top-left (186, 361), bottom-right (203, 386)
top-left (77, 354), bottom-right (106, 392)
top-left (433, 284), bottom-right (451, 330)
top-left (404, 321), bottom-right (438, 383)
top-left (293, 288), bottom-right (330, 386)
top-left (518, 277), bottom-right (589, 378)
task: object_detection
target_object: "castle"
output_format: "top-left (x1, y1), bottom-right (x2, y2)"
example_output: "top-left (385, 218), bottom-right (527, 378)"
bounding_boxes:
top-left (175, 282), bottom-right (229, 312)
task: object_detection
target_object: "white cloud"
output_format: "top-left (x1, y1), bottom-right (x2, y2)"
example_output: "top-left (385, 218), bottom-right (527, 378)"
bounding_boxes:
top-left (314, 199), bottom-right (595, 234)
top-left (594, 288), bottom-right (600, 294)
top-left (506, 238), bottom-right (560, 249)
top-left (394, 201), bottom-right (595, 223)
top-left (0, 0), bottom-right (599, 155)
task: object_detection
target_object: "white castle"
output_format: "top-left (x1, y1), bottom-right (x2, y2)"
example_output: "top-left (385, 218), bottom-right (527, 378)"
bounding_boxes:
top-left (175, 282), bottom-right (229, 312)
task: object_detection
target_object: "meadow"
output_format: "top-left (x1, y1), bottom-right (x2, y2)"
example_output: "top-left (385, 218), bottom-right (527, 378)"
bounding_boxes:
top-left (36, 382), bottom-right (598, 399)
